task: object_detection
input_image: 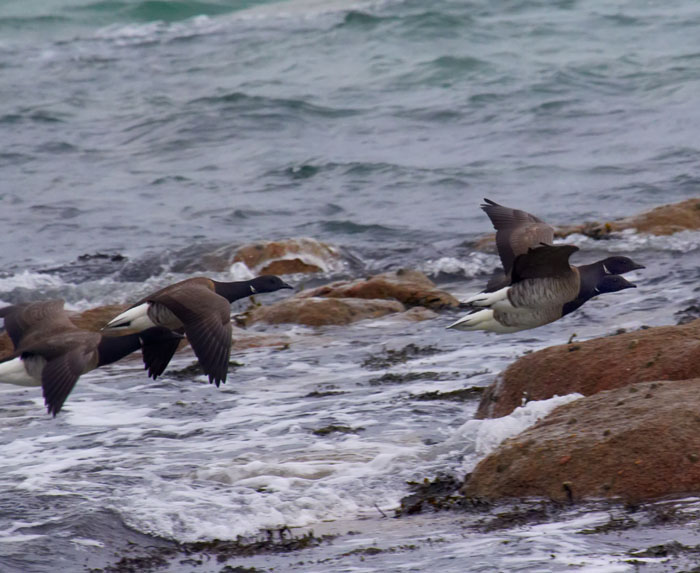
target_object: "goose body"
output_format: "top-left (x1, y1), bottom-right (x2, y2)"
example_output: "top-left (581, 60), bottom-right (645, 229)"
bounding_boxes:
top-left (450, 244), bottom-right (583, 332)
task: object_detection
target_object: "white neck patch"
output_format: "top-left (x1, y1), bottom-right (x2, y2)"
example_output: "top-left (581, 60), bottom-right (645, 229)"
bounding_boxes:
top-left (250, 285), bottom-right (257, 294)
top-left (602, 264), bottom-right (611, 274)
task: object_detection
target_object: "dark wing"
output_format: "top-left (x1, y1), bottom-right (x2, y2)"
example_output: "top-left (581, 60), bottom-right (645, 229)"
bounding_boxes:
top-left (40, 347), bottom-right (91, 416)
top-left (481, 198), bottom-right (555, 273)
top-left (511, 244), bottom-right (579, 283)
top-left (152, 285), bottom-right (232, 387)
top-left (133, 277), bottom-right (214, 308)
top-left (182, 312), bottom-right (232, 387)
top-left (141, 328), bottom-right (184, 380)
top-left (485, 271), bottom-right (510, 293)
top-left (1, 300), bottom-right (73, 349)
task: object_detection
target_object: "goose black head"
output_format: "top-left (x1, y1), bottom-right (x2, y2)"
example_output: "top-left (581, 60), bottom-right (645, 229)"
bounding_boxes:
top-left (599, 256), bottom-right (645, 275)
top-left (594, 274), bottom-right (636, 295)
top-left (250, 275), bottom-right (293, 294)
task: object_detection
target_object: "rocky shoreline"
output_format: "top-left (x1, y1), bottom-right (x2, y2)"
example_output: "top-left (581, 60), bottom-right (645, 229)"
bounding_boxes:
top-left (3, 198), bottom-right (699, 510)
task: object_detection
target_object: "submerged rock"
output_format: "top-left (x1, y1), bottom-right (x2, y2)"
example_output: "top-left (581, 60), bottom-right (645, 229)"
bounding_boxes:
top-left (233, 237), bottom-right (342, 275)
top-left (298, 269), bottom-right (459, 310)
top-left (475, 319), bottom-right (700, 419)
top-left (463, 379), bottom-right (700, 503)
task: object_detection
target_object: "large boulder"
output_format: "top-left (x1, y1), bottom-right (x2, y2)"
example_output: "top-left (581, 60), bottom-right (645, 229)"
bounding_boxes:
top-left (299, 269), bottom-right (459, 310)
top-left (557, 197), bottom-right (700, 238)
top-left (240, 297), bottom-right (405, 327)
top-left (476, 319), bottom-right (700, 419)
top-left (463, 379), bottom-right (700, 503)
top-left (69, 304), bottom-right (127, 331)
top-left (474, 198), bottom-right (700, 249)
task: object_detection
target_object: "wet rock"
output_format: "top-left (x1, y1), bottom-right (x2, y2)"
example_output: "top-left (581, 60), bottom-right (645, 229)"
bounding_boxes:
top-left (675, 304), bottom-right (700, 325)
top-left (463, 379), bottom-right (700, 503)
top-left (556, 197), bottom-right (700, 238)
top-left (361, 343), bottom-right (441, 370)
top-left (96, 529), bottom-right (335, 573)
top-left (233, 237), bottom-right (342, 275)
top-left (235, 269), bottom-right (454, 327)
top-left (311, 425), bottom-right (363, 436)
top-left (604, 197), bottom-right (700, 236)
top-left (368, 371), bottom-right (457, 386)
top-left (411, 386), bottom-right (484, 402)
top-left (241, 297), bottom-right (405, 327)
top-left (395, 473), bottom-right (487, 516)
top-left (395, 307), bottom-right (439, 321)
top-left (299, 269), bottom-right (459, 310)
top-left (475, 198), bottom-right (700, 250)
top-left (68, 304), bottom-right (127, 331)
top-left (39, 252), bottom-right (129, 281)
top-left (475, 319), bottom-right (700, 419)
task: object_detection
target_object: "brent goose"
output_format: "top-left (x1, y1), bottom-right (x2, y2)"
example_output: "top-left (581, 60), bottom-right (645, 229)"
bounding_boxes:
top-left (103, 275), bottom-right (293, 386)
top-left (479, 198), bottom-right (644, 291)
top-left (0, 300), bottom-right (183, 416)
top-left (448, 244), bottom-right (637, 333)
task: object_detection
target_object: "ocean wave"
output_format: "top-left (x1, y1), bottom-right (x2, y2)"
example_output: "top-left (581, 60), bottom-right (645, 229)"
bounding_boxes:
top-left (421, 253), bottom-right (499, 279)
top-left (86, 0), bottom-right (388, 46)
top-left (188, 91), bottom-right (360, 119)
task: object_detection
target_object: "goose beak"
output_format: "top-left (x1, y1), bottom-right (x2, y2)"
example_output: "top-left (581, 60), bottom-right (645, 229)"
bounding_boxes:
top-left (281, 282), bottom-right (294, 289)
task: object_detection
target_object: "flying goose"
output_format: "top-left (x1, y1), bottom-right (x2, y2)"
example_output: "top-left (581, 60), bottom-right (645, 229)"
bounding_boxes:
top-left (0, 300), bottom-right (183, 416)
top-left (103, 275), bottom-right (293, 386)
top-left (448, 244), bottom-right (637, 333)
top-left (479, 198), bottom-right (644, 292)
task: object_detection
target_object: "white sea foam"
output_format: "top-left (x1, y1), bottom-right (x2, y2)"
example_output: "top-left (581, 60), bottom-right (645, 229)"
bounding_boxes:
top-left (422, 252), bottom-right (499, 278)
top-left (459, 393), bottom-right (583, 459)
top-left (0, 270), bottom-right (65, 293)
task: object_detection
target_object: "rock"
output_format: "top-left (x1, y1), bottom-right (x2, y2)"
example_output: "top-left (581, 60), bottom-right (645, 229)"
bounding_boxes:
top-left (463, 379), bottom-right (700, 503)
top-left (605, 197), bottom-right (700, 236)
top-left (68, 304), bottom-right (127, 331)
top-left (476, 319), bottom-right (700, 419)
top-left (233, 237), bottom-right (342, 275)
top-left (241, 297), bottom-right (405, 327)
top-left (558, 197), bottom-right (700, 238)
top-left (475, 198), bottom-right (700, 249)
top-left (298, 269), bottom-right (459, 310)
top-left (395, 307), bottom-right (439, 322)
